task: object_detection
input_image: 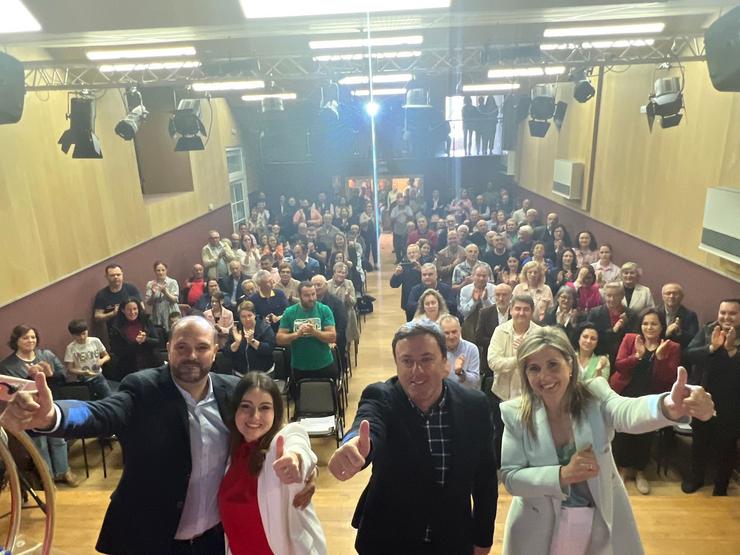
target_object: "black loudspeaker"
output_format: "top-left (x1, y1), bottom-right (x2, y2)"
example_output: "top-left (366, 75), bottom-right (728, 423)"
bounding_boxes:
top-left (0, 52), bottom-right (25, 124)
top-left (705, 6), bottom-right (740, 92)
top-left (553, 101), bottom-right (568, 130)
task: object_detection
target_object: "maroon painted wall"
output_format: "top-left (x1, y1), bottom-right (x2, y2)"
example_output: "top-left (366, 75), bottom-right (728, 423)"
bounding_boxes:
top-left (0, 205), bottom-right (233, 359)
top-left (517, 189), bottom-right (740, 324)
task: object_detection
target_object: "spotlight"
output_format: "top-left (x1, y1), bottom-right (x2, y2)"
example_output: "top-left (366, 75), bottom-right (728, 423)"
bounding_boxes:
top-left (168, 99), bottom-right (207, 151)
top-left (58, 96), bottom-right (103, 158)
top-left (365, 101), bottom-right (380, 117)
top-left (571, 69), bottom-right (595, 103)
top-left (115, 88), bottom-right (148, 141)
top-left (528, 84), bottom-right (556, 137)
top-left (645, 76), bottom-right (684, 131)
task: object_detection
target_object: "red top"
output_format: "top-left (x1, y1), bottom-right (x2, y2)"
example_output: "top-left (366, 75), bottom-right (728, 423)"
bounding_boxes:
top-left (187, 279), bottom-right (205, 305)
top-left (218, 442), bottom-right (273, 555)
top-left (122, 320), bottom-right (143, 343)
top-left (611, 333), bottom-right (681, 394)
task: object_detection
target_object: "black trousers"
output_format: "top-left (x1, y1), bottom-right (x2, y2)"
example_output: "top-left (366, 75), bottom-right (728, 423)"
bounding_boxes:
top-left (170, 523), bottom-right (224, 555)
top-left (392, 233), bottom-right (407, 263)
top-left (690, 418), bottom-right (738, 488)
top-left (613, 431), bottom-right (654, 471)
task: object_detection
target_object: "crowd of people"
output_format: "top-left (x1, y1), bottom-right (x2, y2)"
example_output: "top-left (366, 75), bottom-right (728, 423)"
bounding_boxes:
top-left (0, 179), bottom-right (736, 555)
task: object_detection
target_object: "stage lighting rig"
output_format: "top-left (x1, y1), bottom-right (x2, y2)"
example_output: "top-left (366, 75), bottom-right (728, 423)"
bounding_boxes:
top-left (570, 69), bottom-right (595, 103)
top-left (528, 84), bottom-right (556, 138)
top-left (645, 76), bottom-right (684, 130)
top-left (169, 98), bottom-right (207, 151)
top-left (58, 93), bottom-right (103, 158)
top-left (115, 88), bottom-right (149, 141)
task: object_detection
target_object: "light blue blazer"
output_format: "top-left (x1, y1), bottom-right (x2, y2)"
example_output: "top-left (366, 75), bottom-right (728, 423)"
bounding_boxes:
top-left (500, 377), bottom-right (686, 555)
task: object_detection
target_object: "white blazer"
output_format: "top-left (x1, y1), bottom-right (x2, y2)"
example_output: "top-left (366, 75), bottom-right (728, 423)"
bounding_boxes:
top-left (226, 422), bottom-right (328, 555)
top-left (500, 378), bottom-right (687, 555)
top-left (621, 283), bottom-right (655, 313)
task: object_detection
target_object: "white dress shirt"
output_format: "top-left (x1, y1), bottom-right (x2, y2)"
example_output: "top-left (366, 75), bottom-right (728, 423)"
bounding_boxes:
top-left (446, 338), bottom-right (481, 389)
top-left (173, 376), bottom-right (230, 540)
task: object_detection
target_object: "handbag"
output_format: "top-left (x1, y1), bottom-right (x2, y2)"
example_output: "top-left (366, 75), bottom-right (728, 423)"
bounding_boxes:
top-left (357, 295), bottom-right (375, 314)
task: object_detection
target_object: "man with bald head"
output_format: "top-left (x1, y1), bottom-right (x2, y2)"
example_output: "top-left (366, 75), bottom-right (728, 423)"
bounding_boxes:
top-left (657, 283), bottom-right (699, 351)
top-left (0, 316), bottom-right (313, 553)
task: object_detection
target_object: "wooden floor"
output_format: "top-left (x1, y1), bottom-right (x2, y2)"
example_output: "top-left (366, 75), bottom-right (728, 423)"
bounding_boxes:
top-left (2, 233), bottom-right (738, 554)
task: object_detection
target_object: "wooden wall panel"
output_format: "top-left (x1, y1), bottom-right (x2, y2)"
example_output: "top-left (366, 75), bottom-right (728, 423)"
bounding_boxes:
top-left (515, 61), bottom-right (740, 282)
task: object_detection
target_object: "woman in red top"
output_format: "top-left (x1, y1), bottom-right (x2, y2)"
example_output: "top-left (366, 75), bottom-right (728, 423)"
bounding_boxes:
top-left (610, 308), bottom-right (681, 495)
top-left (218, 372), bottom-right (327, 555)
top-left (568, 265), bottom-right (603, 312)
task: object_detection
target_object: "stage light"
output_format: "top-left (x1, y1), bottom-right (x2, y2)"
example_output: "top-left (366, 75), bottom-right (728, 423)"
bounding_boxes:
top-left (58, 96), bottom-right (103, 158)
top-left (313, 51), bottom-right (421, 62)
top-left (310, 36), bottom-right (422, 50)
top-left (168, 99), bottom-right (207, 151)
top-left (86, 46), bottom-right (196, 61)
top-left (462, 83), bottom-right (521, 93)
top-left (365, 101), bottom-right (380, 117)
top-left (240, 1), bottom-right (449, 19)
top-left (528, 84), bottom-right (556, 138)
top-left (191, 80), bottom-right (265, 92)
top-left (487, 66), bottom-right (566, 79)
top-left (115, 89), bottom-right (148, 141)
top-left (646, 77), bottom-right (684, 130)
top-left (570, 69), bottom-right (595, 103)
top-left (2, 0), bottom-right (41, 33)
top-left (543, 22), bottom-right (665, 38)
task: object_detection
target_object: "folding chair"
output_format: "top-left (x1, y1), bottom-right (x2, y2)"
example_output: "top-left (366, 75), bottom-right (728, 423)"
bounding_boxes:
top-left (655, 422), bottom-right (693, 477)
top-left (56, 384), bottom-right (114, 478)
top-left (270, 347), bottom-right (292, 416)
top-left (292, 378), bottom-right (344, 447)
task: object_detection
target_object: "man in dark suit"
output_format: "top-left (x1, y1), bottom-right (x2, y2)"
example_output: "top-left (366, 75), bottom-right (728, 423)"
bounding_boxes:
top-left (657, 283), bottom-right (699, 352)
top-left (0, 316), bottom-right (313, 555)
top-left (475, 283), bottom-right (513, 379)
top-left (312, 274), bottom-right (348, 365)
top-left (406, 263), bottom-right (457, 319)
top-left (587, 281), bottom-right (638, 364)
top-left (218, 259), bottom-right (248, 310)
top-left (328, 322), bottom-right (497, 555)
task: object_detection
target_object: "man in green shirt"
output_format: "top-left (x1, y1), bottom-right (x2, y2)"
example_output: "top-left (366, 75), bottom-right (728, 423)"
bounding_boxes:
top-left (278, 281), bottom-right (338, 384)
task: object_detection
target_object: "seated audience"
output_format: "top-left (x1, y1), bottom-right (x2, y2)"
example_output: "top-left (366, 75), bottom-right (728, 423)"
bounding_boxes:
top-left (550, 248), bottom-right (578, 292)
top-left (0, 325), bottom-right (79, 486)
top-left (224, 301), bottom-right (276, 375)
top-left (481, 232), bottom-right (510, 273)
top-left (219, 372), bottom-right (326, 554)
top-left (203, 292), bottom-right (235, 348)
top-left (497, 255), bottom-right (521, 288)
top-left (291, 243), bottom-right (320, 282)
top-left (194, 279), bottom-right (221, 312)
top-left (575, 322), bottom-right (610, 380)
top-left (249, 270), bottom-right (288, 331)
top-left (63, 318), bottom-right (112, 399)
top-left (511, 197), bottom-right (530, 225)
top-left (435, 214), bottom-right (458, 250)
top-left (259, 254), bottom-right (281, 287)
top-left (293, 198), bottom-right (322, 227)
top-left (459, 262), bottom-right (495, 320)
top-left (543, 286), bottom-right (582, 343)
top-left (592, 243), bottom-right (621, 286)
top-left (406, 263), bottom-right (457, 321)
top-left (511, 225), bottom-right (534, 262)
top-left (145, 261), bottom-right (181, 331)
top-left (406, 215), bottom-right (438, 251)
top-left (610, 308), bottom-right (681, 495)
top-left (658, 283), bottom-right (699, 351)
top-left (451, 244), bottom-right (481, 294)
top-left (390, 244), bottom-right (422, 321)
top-left (413, 289), bottom-right (450, 325)
top-left (236, 234), bottom-right (261, 276)
top-left (274, 263), bottom-right (300, 304)
top-left (521, 241), bottom-right (554, 272)
top-left (574, 230), bottom-right (598, 268)
top-left (513, 261), bottom-right (553, 322)
top-left (500, 327), bottom-right (713, 555)
top-left (202, 230), bottom-right (236, 280)
top-left (469, 219), bottom-right (490, 251)
top-left (435, 230), bottom-right (465, 284)
top-left (109, 298), bottom-right (162, 379)
top-left (620, 262), bottom-right (655, 313)
top-left (417, 238), bottom-right (436, 264)
top-left (440, 314), bottom-right (481, 390)
top-left (569, 265), bottom-right (603, 312)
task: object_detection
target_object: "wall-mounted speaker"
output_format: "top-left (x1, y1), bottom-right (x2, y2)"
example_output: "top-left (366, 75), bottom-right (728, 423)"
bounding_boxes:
top-left (0, 53), bottom-right (25, 124)
top-left (705, 6), bottom-right (740, 92)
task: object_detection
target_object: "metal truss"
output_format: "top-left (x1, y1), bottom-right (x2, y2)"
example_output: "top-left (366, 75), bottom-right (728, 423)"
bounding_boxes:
top-left (23, 35), bottom-right (705, 91)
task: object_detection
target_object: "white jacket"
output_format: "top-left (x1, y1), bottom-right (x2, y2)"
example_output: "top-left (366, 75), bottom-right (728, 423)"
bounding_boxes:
top-left (226, 423), bottom-right (327, 555)
top-left (487, 319), bottom-right (541, 400)
top-left (500, 378), bottom-right (687, 555)
top-left (621, 283), bottom-right (655, 314)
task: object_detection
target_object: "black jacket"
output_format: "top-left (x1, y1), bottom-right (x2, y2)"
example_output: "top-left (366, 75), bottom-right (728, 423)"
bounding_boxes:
top-left (108, 315), bottom-right (163, 380)
top-left (52, 366), bottom-right (239, 554)
top-left (475, 306), bottom-right (507, 377)
top-left (350, 378), bottom-right (497, 554)
top-left (586, 305), bottom-right (638, 364)
top-left (318, 293), bottom-right (348, 343)
top-left (389, 265), bottom-right (422, 312)
top-left (223, 319), bottom-right (276, 374)
top-left (657, 304), bottom-right (699, 351)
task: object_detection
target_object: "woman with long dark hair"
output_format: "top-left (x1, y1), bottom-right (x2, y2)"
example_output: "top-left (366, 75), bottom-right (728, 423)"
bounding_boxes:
top-left (218, 372), bottom-right (326, 554)
top-left (109, 298), bottom-right (162, 379)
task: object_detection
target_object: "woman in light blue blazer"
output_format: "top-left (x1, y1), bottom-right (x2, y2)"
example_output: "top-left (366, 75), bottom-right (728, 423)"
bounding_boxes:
top-left (500, 326), bottom-right (714, 555)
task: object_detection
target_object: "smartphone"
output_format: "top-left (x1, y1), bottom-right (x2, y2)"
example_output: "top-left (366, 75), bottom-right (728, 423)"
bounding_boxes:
top-left (0, 375), bottom-right (37, 402)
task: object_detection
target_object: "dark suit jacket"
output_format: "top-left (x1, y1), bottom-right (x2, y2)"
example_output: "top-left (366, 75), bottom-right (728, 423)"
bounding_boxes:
top-left (218, 273), bottom-right (248, 305)
top-left (406, 281), bottom-right (458, 319)
top-left (586, 305), bottom-right (638, 364)
top-left (475, 305), bottom-right (507, 376)
top-left (51, 366), bottom-right (239, 555)
top-left (543, 307), bottom-right (584, 345)
top-left (657, 304), bottom-right (699, 351)
top-left (319, 293), bottom-right (348, 344)
top-left (350, 378), bottom-right (497, 554)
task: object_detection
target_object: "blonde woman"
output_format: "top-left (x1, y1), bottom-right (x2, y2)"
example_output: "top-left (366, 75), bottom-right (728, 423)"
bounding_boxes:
top-left (412, 288), bottom-right (449, 325)
top-left (500, 326), bottom-right (714, 555)
top-left (512, 261), bottom-right (553, 322)
top-left (620, 262), bottom-right (655, 314)
top-left (327, 262), bottom-right (360, 348)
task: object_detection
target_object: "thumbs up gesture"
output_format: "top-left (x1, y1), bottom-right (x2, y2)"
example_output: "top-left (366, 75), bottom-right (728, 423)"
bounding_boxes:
top-left (272, 434), bottom-right (303, 485)
top-left (329, 419), bottom-right (371, 481)
top-left (662, 366), bottom-right (715, 422)
top-left (0, 369), bottom-right (57, 434)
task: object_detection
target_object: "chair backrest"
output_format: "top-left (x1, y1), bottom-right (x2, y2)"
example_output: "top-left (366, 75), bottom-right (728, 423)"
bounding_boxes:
top-left (272, 347), bottom-right (291, 381)
top-left (295, 379), bottom-right (336, 417)
top-left (56, 384), bottom-right (91, 401)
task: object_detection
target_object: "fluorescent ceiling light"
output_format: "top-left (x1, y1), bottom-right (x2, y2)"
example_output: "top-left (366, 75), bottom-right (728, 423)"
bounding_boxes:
top-left (240, 1), bottom-right (449, 19)
top-left (314, 50), bottom-right (422, 62)
top-left (310, 35), bottom-right (423, 50)
top-left (543, 22), bottom-right (665, 38)
top-left (353, 88), bottom-right (407, 97)
top-left (487, 66), bottom-right (566, 79)
top-left (1, 0), bottom-right (42, 33)
top-left (462, 83), bottom-right (521, 93)
top-left (99, 61), bottom-right (202, 73)
top-left (339, 73), bottom-right (412, 86)
top-left (540, 39), bottom-right (655, 51)
top-left (192, 80), bottom-right (265, 92)
top-left (87, 46), bottom-right (197, 61)
top-left (241, 93), bottom-right (297, 102)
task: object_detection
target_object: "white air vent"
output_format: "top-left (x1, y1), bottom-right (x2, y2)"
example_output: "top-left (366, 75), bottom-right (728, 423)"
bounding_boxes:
top-left (504, 150), bottom-right (516, 176)
top-left (552, 159), bottom-right (584, 200)
top-left (699, 187), bottom-right (740, 264)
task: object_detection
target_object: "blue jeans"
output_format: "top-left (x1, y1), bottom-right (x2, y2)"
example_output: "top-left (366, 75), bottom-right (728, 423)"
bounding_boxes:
top-left (31, 435), bottom-right (69, 478)
top-left (85, 374), bottom-right (112, 400)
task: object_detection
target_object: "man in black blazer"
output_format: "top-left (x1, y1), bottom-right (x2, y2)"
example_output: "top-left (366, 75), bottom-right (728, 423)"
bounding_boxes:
top-left (329, 322), bottom-right (497, 555)
top-left (475, 283), bottom-right (513, 379)
top-left (406, 263), bottom-right (458, 319)
top-left (0, 316), bottom-right (311, 555)
top-left (586, 281), bottom-right (638, 364)
top-left (218, 259), bottom-right (249, 310)
top-left (657, 283), bottom-right (700, 352)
